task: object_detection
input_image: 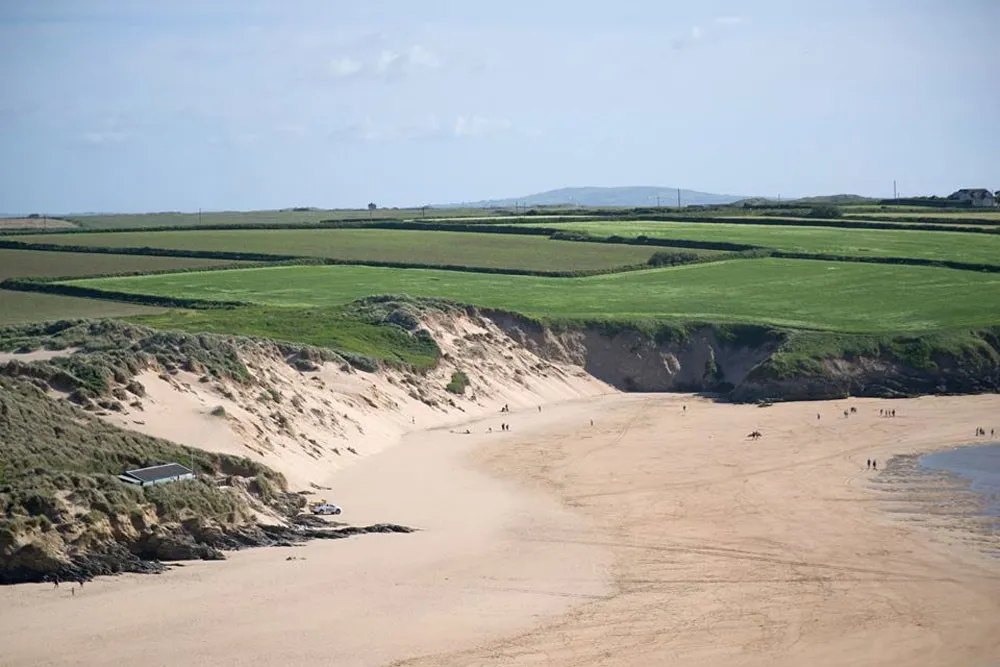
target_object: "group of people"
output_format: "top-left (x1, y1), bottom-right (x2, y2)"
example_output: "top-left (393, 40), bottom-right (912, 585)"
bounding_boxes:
top-left (975, 427), bottom-right (994, 437)
top-left (867, 458), bottom-right (878, 470)
top-left (879, 408), bottom-right (897, 418)
top-left (51, 574), bottom-right (86, 595)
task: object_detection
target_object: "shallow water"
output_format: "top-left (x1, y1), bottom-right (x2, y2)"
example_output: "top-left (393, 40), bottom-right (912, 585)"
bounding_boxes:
top-left (921, 443), bottom-right (1000, 516)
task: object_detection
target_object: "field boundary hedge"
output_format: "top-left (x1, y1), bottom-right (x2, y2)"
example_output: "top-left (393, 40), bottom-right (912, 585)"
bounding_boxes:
top-left (769, 252), bottom-right (1000, 273)
top-left (0, 280), bottom-right (247, 309)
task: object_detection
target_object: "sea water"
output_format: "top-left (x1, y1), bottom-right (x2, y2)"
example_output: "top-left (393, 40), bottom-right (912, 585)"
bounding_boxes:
top-left (920, 443), bottom-right (1000, 516)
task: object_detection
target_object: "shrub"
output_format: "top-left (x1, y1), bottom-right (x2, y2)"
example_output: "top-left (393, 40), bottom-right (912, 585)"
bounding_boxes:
top-left (446, 371), bottom-right (470, 394)
top-left (647, 250), bottom-right (703, 267)
top-left (210, 406), bottom-right (226, 417)
top-left (807, 204), bottom-right (842, 219)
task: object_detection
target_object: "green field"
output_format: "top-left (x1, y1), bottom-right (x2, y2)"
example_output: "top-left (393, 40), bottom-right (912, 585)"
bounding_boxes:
top-left (532, 220), bottom-right (1000, 265)
top-left (130, 304), bottom-right (440, 368)
top-left (0, 248), bottom-right (249, 280)
top-left (12, 229), bottom-right (677, 272)
top-left (844, 211), bottom-right (1000, 221)
top-left (51, 207), bottom-right (513, 230)
top-left (0, 289), bottom-right (161, 326)
top-left (67, 259), bottom-right (1000, 333)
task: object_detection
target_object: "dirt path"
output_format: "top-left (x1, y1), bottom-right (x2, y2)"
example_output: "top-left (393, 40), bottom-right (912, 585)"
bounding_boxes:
top-left (1, 394), bottom-right (998, 666)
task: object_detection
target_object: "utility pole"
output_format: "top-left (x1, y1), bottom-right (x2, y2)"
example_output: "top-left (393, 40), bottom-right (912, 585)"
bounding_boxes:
top-left (198, 208), bottom-right (202, 225)
top-left (656, 195), bottom-right (661, 208)
top-left (676, 188), bottom-right (681, 208)
top-left (893, 180), bottom-right (897, 199)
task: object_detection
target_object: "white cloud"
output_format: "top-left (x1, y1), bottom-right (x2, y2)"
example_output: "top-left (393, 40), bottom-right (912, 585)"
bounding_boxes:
top-left (274, 122), bottom-right (309, 139)
top-left (330, 56), bottom-right (362, 77)
top-left (330, 116), bottom-right (443, 142)
top-left (375, 50), bottom-right (403, 75)
top-left (328, 45), bottom-right (442, 81)
top-left (453, 115), bottom-right (512, 138)
top-left (408, 45), bottom-right (441, 69)
top-left (79, 130), bottom-right (128, 144)
top-left (690, 26), bottom-right (703, 40)
top-left (328, 114), bottom-right (512, 143)
top-left (715, 16), bottom-right (744, 25)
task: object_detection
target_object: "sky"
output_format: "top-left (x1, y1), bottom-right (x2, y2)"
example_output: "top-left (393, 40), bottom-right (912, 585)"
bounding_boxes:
top-left (0, 0), bottom-right (997, 213)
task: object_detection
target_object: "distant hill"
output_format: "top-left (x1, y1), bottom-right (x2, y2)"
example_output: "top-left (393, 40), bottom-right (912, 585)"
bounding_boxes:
top-left (791, 194), bottom-right (877, 205)
top-left (734, 194), bottom-right (877, 206)
top-left (447, 186), bottom-right (745, 209)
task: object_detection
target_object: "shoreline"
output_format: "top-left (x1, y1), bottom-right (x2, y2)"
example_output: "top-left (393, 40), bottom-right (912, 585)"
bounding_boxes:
top-left (873, 443), bottom-right (1000, 558)
top-left (1, 393), bottom-right (999, 666)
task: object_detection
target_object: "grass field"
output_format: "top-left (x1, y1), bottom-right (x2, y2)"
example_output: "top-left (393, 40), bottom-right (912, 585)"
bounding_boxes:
top-left (532, 220), bottom-right (1000, 265)
top-left (0, 217), bottom-right (77, 230)
top-left (131, 304), bottom-right (440, 368)
top-left (0, 289), bottom-right (161, 326)
top-left (67, 259), bottom-right (1000, 333)
top-left (0, 248), bottom-right (249, 280)
top-left (844, 211), bottom-right (1000, 221)
top-left (54, 207), bottom-right (511, 230)
top-left (714, 214), bottom-right (997, 228)
top-left (12, 229), bottom-right (679, 272)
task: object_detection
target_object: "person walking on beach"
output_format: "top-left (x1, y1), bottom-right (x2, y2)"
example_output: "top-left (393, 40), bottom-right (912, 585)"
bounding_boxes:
top-left (872, 459), bottom-right (877, 470)
top-left (867, 459), bottom-right (871, 470)
top-left (52, 575), bottom-right (60, 589)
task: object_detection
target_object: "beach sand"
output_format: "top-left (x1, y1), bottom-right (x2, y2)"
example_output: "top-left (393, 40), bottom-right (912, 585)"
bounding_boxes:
top-left (2, 393), bottom-right (999, 666)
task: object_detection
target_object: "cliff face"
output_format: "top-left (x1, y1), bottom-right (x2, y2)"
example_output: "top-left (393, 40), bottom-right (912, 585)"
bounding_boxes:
top-left (483, 311), bottom-right (781, 394)
top-left (733, 346), bottom-right (1000, 402)
top-left (483, 311), bottom-right (1000, 403)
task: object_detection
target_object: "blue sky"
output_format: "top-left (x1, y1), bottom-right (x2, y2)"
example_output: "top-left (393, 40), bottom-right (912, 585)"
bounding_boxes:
top-left (0, 0), bottom-right (997, 213)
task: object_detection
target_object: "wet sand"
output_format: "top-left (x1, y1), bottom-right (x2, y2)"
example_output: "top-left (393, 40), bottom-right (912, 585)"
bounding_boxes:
top-left (2, 393), bottom-right (999, 666)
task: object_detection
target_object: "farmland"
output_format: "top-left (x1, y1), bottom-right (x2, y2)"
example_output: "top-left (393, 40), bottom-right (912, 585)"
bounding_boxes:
top-left (0, 290), bottom-right (161, 326)
top-left (532, 220), bottom-right (1000, 265)
top-left (11, 229), bottom-right (678, 272)
top-left (844, 211), bottom-right (1000, 221)
top-left (54, 207), bottom-right (507, 230)
top-left (0, 217), bottom-right (77, 230)
top-left (68, 259), bottom-right (1000, 333)
top-left (0, 248), bottom-right (249, 280)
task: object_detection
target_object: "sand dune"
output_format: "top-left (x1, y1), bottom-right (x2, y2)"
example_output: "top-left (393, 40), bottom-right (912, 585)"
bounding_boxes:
top-left (2, 393), bottom-right (998, 666)
top-left (97, 311), bottom-right (610, 490)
